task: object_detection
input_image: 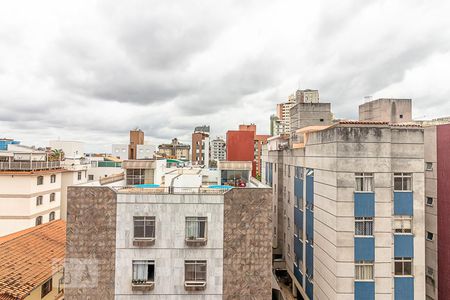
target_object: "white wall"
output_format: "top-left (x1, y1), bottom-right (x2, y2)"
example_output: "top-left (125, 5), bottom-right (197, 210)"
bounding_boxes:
top-left (112, 144), bottom-right (128, 161)
top-left (49, 140), bottom-right (84, 159)
top-left (136, 144), bottom-right (157, 159)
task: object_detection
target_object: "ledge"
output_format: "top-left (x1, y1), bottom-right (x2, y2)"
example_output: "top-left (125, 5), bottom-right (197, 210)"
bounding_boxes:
top-left (132, 282), bottom-right (154, 291)
top-left (185, 238), bottom-right (207, 246)
top-left (133, 238), bottom-right (156, 247)
top-left (184, 281), bottom-right (207, 291)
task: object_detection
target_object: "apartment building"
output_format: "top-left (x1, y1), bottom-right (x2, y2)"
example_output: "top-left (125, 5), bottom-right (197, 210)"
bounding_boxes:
top-left (276, 94), bottom-right (296, 134)
top-left (113, 130), bottom-right (156, 161)
top-left (0, 220), bottom-right (65, 300)
top-left (295, 89), bottom-right (320, 104)
top-left (65, 160), bottom-right (272, 299)
top-left (210, 137), bottom-right (226, 162)
top-left (192, 126), bottom-right (210, 166)
top-left (0, 146), bottom-right (64, 236)
top-left (158, 138), bottom-right (190, 161)
top-left (262, 121), bottom-right (426, 300)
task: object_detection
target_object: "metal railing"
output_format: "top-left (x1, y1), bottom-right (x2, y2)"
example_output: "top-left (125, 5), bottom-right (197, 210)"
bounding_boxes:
top-left (113, 186), bottom-right (231, 195)
top-left (0, 161), bottom-right (61, 171)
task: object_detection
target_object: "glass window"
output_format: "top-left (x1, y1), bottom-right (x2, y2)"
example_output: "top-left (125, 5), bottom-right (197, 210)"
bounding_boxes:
top-left (41, 278), bottom-right (52, 298)
top-left (36, 216), bottom-right (43, 226)
top-left (394, 216), bottom-right (412, 233)
top-left (50, 193), bottom-right (56, 202)
top-left (134, 216), bottom-right (156, 239)
top-left (394, 173), bottom-right (412, 191)
top-left (132, 260), bottom-right (155, 282)
top-left (186, 217), bottom-right (207, 240)
top-left (355, 173), bottom-right (374, 192)
top-left (426, 231), bottom-right (434, 241)
top-left (36, 196), bottom-right (43, 206)
top-left (77, 171), bottom-right (82, 180)
top-left (37, 176), bottom-right (44, 185)
top-left (426, 197), bottom-right (433, 206)
top-left (355, 261), bottom-right (374, 280)
top-left (426, 162), bottom-right (433, 171)
top-left (185, 260), bottom-right (207, 282)
top-left (395, 257), bottom-right (413, 276)
top-left (50, 174), bottom-right (56, 183)
top-left (49, 211), bottom-right (55, 221)
top-left (355, 217), bottom-right (373, 236)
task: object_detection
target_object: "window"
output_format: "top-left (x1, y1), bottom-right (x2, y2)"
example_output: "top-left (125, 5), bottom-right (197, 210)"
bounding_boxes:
top-left (36, 216), bottom-right (43, 226)
top-left (355, 261), bottom-right (374, 280)
top-left (36, 196), bottom-right (43, 206)
top-left (395, 257), bottom-right (413, 276)
top-left (426, 197), bottom-right (433, 206)
top-left (88, 175), bottom-right (94, 181)
top-left (41, 278), bottom-right (52, 298)
top-left (399, 114), bottom-right (404, 119)
top-left (426, 162), bottom-right (433, 171)
top-left (50, 193), bottom-right (55, 202)
top-left (37, 176), bottom-right (44, 185)
top-left (132, 260), bottom-right (155, 283)
top-left (127, 169), bottom-right (145, 185)
top-left (50, 174), bottom-right (56, 183)
top-left (394, 216), bottom-right (412, 233)
top-left (320, 118), bottom-right (324, 122)
top-left (355, 217), bottom-right (373, 236)
top-left (426, 231), bottom-right (434, 241)
top-left (185, 260), bottom-right (207, 283)
top-left (77, 171), bottom-right (82, 180)
top-left (186, 217), bottom-right (207, 240)
top-left (49, 211), bottom-right (55, 221)
top-left (355, 173), bottom-right (373, 192)
top-left (134, 216), bottom-right (156, 239)
top-left (288, 191), bottom-right (291, 204)
top-left (394, 173), bottom-right (412, 191)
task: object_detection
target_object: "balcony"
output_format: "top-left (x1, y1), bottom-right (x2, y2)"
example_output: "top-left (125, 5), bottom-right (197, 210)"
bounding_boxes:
top-left (131, 280), bottom-right (154, 292)
top-left (0, 161), bottom-right (61, 171)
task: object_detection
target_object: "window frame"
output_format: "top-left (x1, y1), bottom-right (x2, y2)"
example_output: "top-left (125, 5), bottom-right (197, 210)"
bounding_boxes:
top-left (355, 260), bottom-right (374, 281)
top-left (426, 231), bottom-right (434, 241)
top-left (77, 171), bottom-right (82, 181)
top-left (50, 174), bottom-right (56, 183)
top-left (132, 260), bottom-right (155, 283)
top-left (185, 260), bottom-right (207, 283)
top-left (185, 217), bottom-right (207, 240)
top-left (37, 176), bottom-right (44, 185)
top-left (49, 211), bottom-right (55, 221)
top-left (393, 216), bottom-right (413, 234)
top-left (36, 216), bottom-right (43, 226)
top-left (354, 217), bottom-right (374, 236)
top-left (50, 192), bottom-right (56, 202)
top-left (133, 216), bottom-right (156, 240)
top-left (394, 257), bottom-right (413, 276)
top-left (355, 172), bottom-right (374, 192)
top-left (394, 173), bottom-right (412, 191)
top-left (36, 195), bottom-right (43, 206)
top-left (41, 278), bottom-right (52, 298)
top-left (426, 162), bottom-right (433, 171)
top-left (426, 197), bottom-right (433, 207)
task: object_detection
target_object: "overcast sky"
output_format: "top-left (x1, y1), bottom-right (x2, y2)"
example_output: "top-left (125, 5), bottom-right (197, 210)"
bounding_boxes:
top-left (1, 0), bottom-right (449, 152)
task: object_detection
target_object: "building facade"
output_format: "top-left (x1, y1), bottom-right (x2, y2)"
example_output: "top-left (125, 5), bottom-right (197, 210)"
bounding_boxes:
top-left (65, 167), bottom-right (272, 299)
top-left (129, 129), bottom-right (145, 160)
top-left (359, 98), bottom-right (412, 123)
top-left (262, 122), bottom-right (426, 300)
top-left (192, 130), bottom-right (210, 166)
top-left (210, 137), bottom-right (226, 162)
top-left (158, 138), bottom-right (190, 161)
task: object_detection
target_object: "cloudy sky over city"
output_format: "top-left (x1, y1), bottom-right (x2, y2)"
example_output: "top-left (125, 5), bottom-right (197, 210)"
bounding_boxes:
top-left (1, 0), bottom-right (449, 152)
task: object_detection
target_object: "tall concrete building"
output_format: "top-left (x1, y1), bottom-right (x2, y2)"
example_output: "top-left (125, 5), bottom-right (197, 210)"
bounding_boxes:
top-left (289, 100), bottom-right (333, 135)
top-left (359, 98), bottom-right (412, 123)
top-left (295, 89), bottom-right (320, 104)
top-left (192, 126), bottom-right (210, 166)
top-left (276, 94), bottom-right (296, 135)
top-left (65, 162), bottom-right (272, 299)
top-left (210, 137), bottom-right (226, 162)
top-left (262, 121), bottom-right (426, 300)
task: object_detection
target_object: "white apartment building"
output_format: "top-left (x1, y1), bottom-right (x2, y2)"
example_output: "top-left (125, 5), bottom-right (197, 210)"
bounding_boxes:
top-left (276, 94), bottom-right (296, 134)
top-left (65, 160), bottom-right (273, 299)
top-left (210, 137), bottom-right (226, 162)
top-left (262, 122), bottom-right (425, 300)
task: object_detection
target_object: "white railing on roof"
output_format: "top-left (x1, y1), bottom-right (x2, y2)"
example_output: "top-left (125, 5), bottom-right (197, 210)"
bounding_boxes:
top-left (112, 186), bottom-right (231, 195)
top-left (0, 161), bottom-right (61, 171)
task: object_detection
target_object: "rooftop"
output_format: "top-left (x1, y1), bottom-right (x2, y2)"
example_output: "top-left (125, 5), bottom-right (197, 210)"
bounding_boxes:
top-left (0, 220), bottom-right (65, 300)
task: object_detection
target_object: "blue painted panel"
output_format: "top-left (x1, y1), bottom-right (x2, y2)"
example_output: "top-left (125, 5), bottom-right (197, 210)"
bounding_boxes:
top-left (306, 278), bottom-right (314, 300)
top-left (306, 209), bottom-right (314, 240)
top-left (354, 193), bottom-right (375, 217)
top-left (294, 208), bottom-right (303, 230)
top-left (294, 177), bottom-right (303, 199)
top-left (293, 264), bottom-right (303, 287)
top-left (395, 277), bottom-right (414, 300)
top-left (355, 281), bottom-right (375, 300)
top-left (306, 242), bottom-right (314, 276)
top-left (294, 237), bottom-right (303, 262)
top-left (354, 237), bottom-right (375, 261)
top-left (306, 175), bottom-right (314, 204)
top-left (394, 234), bottom-right (414, 257)
top-left (394, 192), bottom-right (413, 216)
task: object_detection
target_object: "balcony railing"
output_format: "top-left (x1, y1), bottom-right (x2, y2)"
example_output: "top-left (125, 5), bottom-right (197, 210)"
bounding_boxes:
top-left (0, 161), bottom-right (61, 171)
top-left (113, 186), bottom-right (231, 195)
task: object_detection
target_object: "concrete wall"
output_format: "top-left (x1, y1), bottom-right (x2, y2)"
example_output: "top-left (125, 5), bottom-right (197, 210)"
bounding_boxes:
top-left (115, 193), bottom-right (224, 299)
top-left (49, 140), bottom-right (84, 159)
top-left (290, 103), bottom-right (333, 134)
top-left (112, 144), bottom-right (129, 161)
top-left (359, 98), bottom-right (412, 123)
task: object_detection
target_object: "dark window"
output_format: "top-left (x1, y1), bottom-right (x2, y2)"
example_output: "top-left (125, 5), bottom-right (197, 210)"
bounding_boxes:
top-left (36, 196), bottom-right (43, 206)
top-left (88, 174), bottom-right (94, 181)
top-left (134, 216), bottom-right (156, 239)
top-left (41, 278), bottom-right (52, 298)
top-left (394, 257), bottom-right (412, 276)
top-left (50, 193), bottom-right (55, 202)
top-left (426, 231), bottom-right (434, 241)
top-left (400, 114), bottom-right (404, 119)
top-left (426, 197), bottom-right (433, 206)
top-left (355, 217), bottom-right (373, 236)
top-left (320, 118), bottom-right (324, 122)
top-left (394, 173), bottom-right (412, 191)
top-left (36, 216), bottom-right (43, 226)
top-left (77, 171), bottom-right (82, 180)
top-left (185, 260), bottom-right (207, 282)
top-left (50, 174), bottom-right (56, 183)
top-left (49, 211), bottom-right (55, 221)
top-left (186, 217), bottom-right (207, 240)
top-left (37, 176), bottom-right (44, 185)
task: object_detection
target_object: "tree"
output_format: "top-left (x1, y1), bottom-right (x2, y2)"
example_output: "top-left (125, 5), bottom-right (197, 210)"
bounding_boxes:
top-left (49, 149), bottom-right (65, 161)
